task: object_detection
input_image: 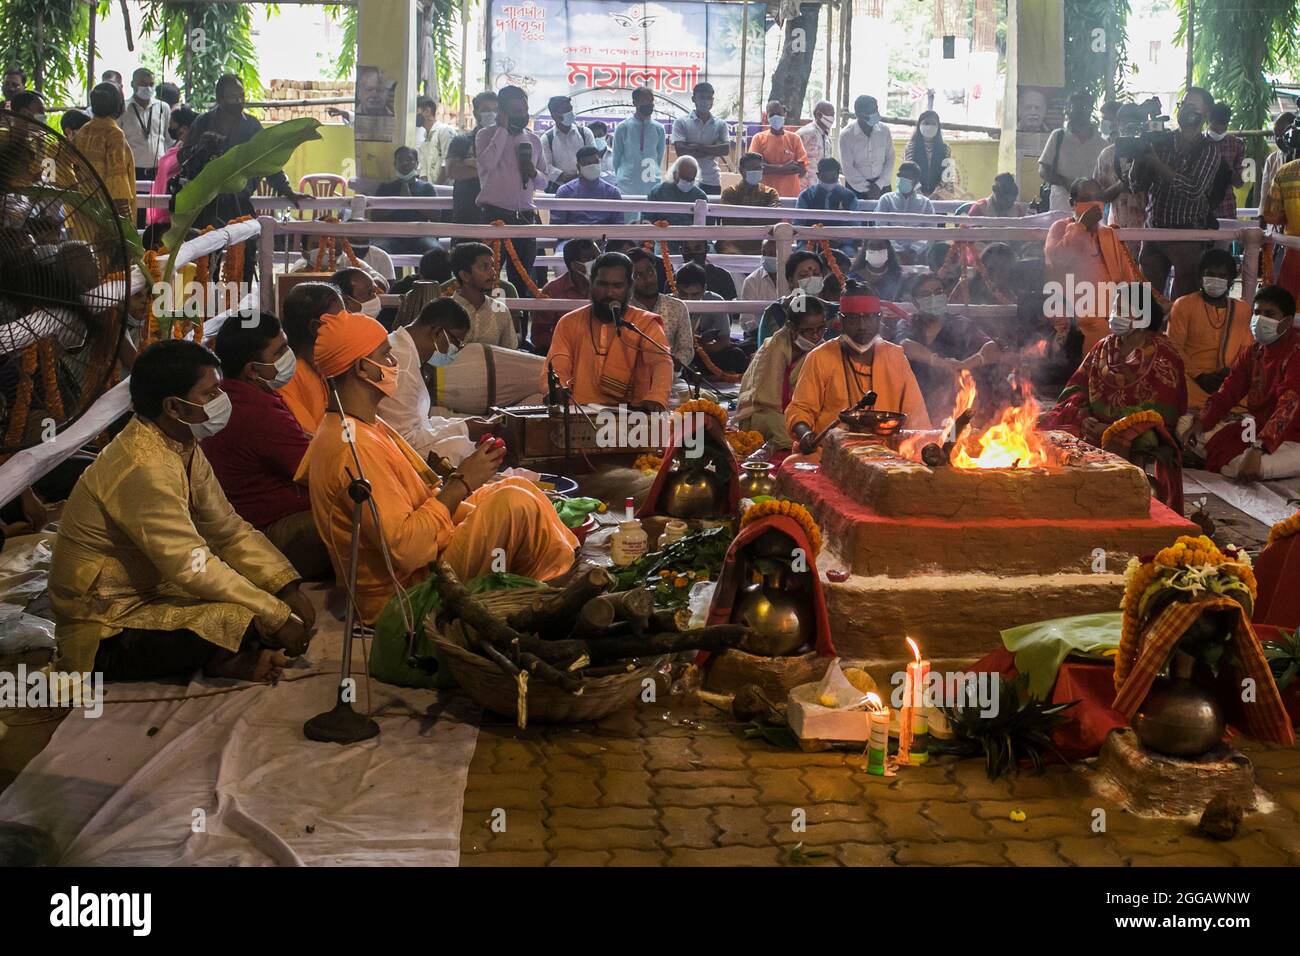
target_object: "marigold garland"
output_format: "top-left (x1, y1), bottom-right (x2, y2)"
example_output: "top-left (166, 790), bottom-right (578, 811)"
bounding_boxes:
top-left (4, 346), bottom-right (38, 447)
top-left (488, 220), bottom-right (548, 298)
top-left (694, 345), bottom-right (742, 383)
top-left (1261, 242), bottom-right (1275, 286)
top-left (741, 497), bottom-right (822, 557)
top-left (633, 453), bottom-right (664, 474)
top-left (1268, 510), bottom-right (1300, 546)
top-left (807, 225), bottom-right (846, 287)
top-left (725, 430), bottom-right (764, 456)
top-left (1099, 409), bottom-right (1165, 451)
top-left (677, 398), bottom-right (728, 426)
top-left (652, 220), bottom-right (677, 294)
top-left (141, 249), bottom-right (164, 345)
top-left (38, 340), bottom-right (64, 422)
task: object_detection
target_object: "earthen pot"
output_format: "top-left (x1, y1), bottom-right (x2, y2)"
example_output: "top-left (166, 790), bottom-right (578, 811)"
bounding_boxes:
top-left (661, 465), bottom-right (723, 519)
top-left (734, 571), bottom-right (813, 656)
top-left (1133, 652), bottom-right (1225, 757)
top-left (738, 461), bottom-right (777, 499)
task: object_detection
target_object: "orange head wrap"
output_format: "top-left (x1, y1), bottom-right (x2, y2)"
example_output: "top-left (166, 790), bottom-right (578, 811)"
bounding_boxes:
top-left (313, 310), bottom-right (389, 379)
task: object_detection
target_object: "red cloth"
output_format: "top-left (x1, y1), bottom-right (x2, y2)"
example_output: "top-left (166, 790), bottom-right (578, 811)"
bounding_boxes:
top-left (700, 513), bottom-right (835, 665)
top-left (638, 415), bottom-right (741, 519)
top-left (1201, 329), bottom-right (1300, 471)
top-left (201, 379), bottom-right (313, 529)
top-left (1255, 532), bottom-right (1300, 628)
top-left (1103, 416), bottom-right (1184, 515)
top-left (1039, 332), bottom-right (1187, 437)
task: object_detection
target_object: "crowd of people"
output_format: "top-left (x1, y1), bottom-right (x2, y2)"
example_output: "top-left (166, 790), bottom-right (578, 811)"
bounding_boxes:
top-left (4, 63), bottom-right (1300, 682)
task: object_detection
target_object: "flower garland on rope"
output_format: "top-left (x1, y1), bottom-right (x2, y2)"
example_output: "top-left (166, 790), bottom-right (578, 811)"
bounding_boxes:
top-left (488, 220), bottom-right (549, 298)
top-left (940, 240), bottom-right (1016, 306)
top-left (38, 341), bottom-right (64, 422)
top-left (1261, 242), bottom-right (1275, 288)
top-left (808, 225), bottom-right (847, 288)
top-left (740, 498), bottom-right (823, 558)
top-left (4, 346), bottom-right (39, 448)
top-left (653, 220), bottom-right (677, 294)
top-left (190, 243), bottom-right (212, 340)
top-left (1115, 535), bottom-right (1256, 690)
top-left (694, 345), bottom-right (743, 384)
top-left (141, 250), bottom-right (164, 345)
top-left (1099, 409), bottom-right (1165, 451)
top-left (677, 397), bottom-right (728, 426)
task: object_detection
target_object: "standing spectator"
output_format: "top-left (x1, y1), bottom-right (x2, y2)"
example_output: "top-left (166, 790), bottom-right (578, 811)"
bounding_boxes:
top-left (415, 93), bottom-right (456, 184)
top-left (748, 100), bottom-right (807, 198)
top-left (796, 158), bottom-right (859, 254)
top-left (875, 161), bottom-right (935, 263)
top-left (671, 81), bottom-right (732, 196)
top-left (1129, 87), bottom-right (1221, 299)
top-left (446, 91), bottom-right (497, 224)
top-left (60, 108), bottom-right (90, 138)
top-left (796, 100), bottom-right (836, 191)
top-left (178, 74), bottom-right (307, 233)
top-left (587, 121), bottom-right (614, 178)
top-left (1098, 100), bottom-right (1122, 140)
top-left (839, 94), bottom-right (894, 200)
top-left (904, 110), bottom-right (960, 199)
top-left (645, 156), bottom-right (707, 227)
top-left (540, 94), bottom-right (593, 192)
top-left (373, 145), bottom-right (441, 256)
top-left (146, 106), bottom-right (196, 242)
top-left (475, 85), bottom-right (546, 294)
top-left (1260, 113), bottom-right (1297, 219)
top-left (71, 83), bottom-right (136, 219)
top-left (717, 151), bottom-right (781, 253)
top-left (552, 146), bottom-right (623, 225)
top-left (1207, 102), bottom-right (1245, 225)
top-left (613, 86), bottom-right (666, 206)
top-left (1094, 103), bottom-right (1150, 255)
top-left (2, 67), bottom-right (24, 107)
top-left (101, 69), bottom-right (124, 91)
top-left (1038, 92), bottom-right (1107, 212)
top-left (122, 68), bottom-right (170, 185)
top-left (156, 82), bottom-right (181, 110)
top-left (1263, 153), bottom-right (1300, 301)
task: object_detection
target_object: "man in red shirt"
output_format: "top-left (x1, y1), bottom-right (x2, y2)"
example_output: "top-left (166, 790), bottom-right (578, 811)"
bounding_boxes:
top-left (534, 238), bottom-right (599, 353)
top-left (748, 100), bottom-right (808, 198)
top-left (203, 312), bottom-right (332, 577)
top-left (1197, 285), bottom-right (1300, 480)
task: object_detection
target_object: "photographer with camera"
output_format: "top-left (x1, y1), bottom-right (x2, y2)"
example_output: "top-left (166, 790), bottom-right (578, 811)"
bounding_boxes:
top-left (1128, 87), bottom-right (1222, 299)
top-left (1094, 103), bottom-right (1152, 254)
top-left (1037, 92), bottom-right (1107, 213)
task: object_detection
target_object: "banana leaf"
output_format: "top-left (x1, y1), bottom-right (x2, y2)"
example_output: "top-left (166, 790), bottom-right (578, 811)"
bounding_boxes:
top-left (161, 117), bottom-right (322, 280)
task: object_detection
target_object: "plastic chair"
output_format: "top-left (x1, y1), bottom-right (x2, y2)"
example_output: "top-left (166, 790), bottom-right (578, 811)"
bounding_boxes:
top-left (298, 173), bottom-right (348, 221)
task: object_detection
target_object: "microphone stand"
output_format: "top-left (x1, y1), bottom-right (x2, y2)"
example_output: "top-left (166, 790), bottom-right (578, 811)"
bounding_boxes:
top-left (546, 360), bottom-right (602, 466)
top-left (613, 303), bottom-right (708, 400)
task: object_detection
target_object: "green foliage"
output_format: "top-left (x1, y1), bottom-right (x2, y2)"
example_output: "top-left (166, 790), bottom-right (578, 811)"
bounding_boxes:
top-left (609, 525), bottom-right (734, 597)
top-left (1263, 626), bottom-right (1300, 691)
top-left (324, 3), bottom-right (357, 82)
top-left (139, 0), bottom-right (266, 104)
top-left (1064, 0), bottom-right (1132, 102)
top-left (932, 674), bottom-right (1076, 779)
top-left (0, 0), bottom-right (94, 105)
top-left (161, 116), bottom-right (321, 279)
top-left (328, 0), bottom-right (469, 106)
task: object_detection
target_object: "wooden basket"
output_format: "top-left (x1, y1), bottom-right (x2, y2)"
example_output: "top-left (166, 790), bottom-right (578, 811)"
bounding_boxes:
top-left (429, 586), bottom-right (663, 726)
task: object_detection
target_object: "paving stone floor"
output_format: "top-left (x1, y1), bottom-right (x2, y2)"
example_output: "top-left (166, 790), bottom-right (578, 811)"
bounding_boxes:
top-left (459, 695), bottom-right (1300, 867)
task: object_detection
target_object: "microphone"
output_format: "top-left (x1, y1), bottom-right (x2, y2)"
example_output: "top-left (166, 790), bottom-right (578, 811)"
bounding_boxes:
top-left (609, 300), bottom-right (623, 336)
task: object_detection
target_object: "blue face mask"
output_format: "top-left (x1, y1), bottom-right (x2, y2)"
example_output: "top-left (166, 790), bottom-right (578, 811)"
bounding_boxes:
top-left (744, 169), bottom-right (763, 186)
top-left (426, 331), bottom-right (461, 368)
top-left (593, 136), bottom-right (607, 151)
top-left (897, 177), bottom-right (914, 195)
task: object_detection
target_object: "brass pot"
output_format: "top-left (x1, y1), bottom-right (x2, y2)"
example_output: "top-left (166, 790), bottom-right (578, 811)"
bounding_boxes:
top-left (662, 466), bottom-right (723, 519)
top-left (734, 571), bottom-right (813, 656)
top-left (738, 461), bottom-right (777, 499)
top-left (1133, 653), bottom-right (1226, 757)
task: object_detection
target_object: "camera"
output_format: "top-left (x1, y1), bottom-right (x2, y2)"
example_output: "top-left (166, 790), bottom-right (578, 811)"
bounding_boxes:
top-left (1279, 122), bottom-right (1299, 163)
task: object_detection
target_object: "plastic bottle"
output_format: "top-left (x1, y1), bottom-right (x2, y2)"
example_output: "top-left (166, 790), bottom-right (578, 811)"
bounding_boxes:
top-left (660, 519), bottom-right (689, 547)
top-left (610, 496), bottom-right (648, 567)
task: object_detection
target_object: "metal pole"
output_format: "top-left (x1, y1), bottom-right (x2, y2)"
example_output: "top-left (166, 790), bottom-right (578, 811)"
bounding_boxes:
top-left (458, 0), bottom-right (469, 128)
top-left (258, 216), bottom-right (277, 315)
top-left (774, 220), bottom-right (793, 294)
top-left (823, 0), bottom-right (832, 109)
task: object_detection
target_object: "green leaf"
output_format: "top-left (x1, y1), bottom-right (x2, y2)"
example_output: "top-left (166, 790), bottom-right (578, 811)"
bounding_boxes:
top-left (161, 117), bottom-right (322, 281)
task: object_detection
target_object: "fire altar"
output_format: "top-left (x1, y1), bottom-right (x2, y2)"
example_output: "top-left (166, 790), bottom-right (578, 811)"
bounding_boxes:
top-left (778, 380), bottom-right (1199, 670)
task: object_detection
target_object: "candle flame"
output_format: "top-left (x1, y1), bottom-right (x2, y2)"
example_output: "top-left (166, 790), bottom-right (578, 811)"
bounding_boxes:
top-left (906, 636), bottom-right (921, 663)
top-left (865, 692), bottom-right (884, 712)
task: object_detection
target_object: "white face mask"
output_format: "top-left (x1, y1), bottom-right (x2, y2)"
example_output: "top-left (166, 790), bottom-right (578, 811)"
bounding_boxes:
top-left (794, 333), bottom-right (822, 352)
top-left (179, 391), bottom-right (232, 439)
top-left (1109, 314), bottom-right (1134, 335)
top-left (841, 333), bottom-right (879, 354)
top-left (359, 297), bottom-right (382, 318)
top-left (1251, 315), bottom-right (1286, 345)
top-left (478, 110), bottom-right (496, 127)
top-left (864, 249), bottom-right (890, 268)
top-left (798, 275), bottom-right (825, 295)
top-left (917, 293), bottom-right (947, 316)
top-left (579, 163), bottom-right (602, 181)
top-left (256, 349), bottom-right (298, 389)
top-left (1206, 129), bottom-right (1227, 142)
top-left (135, 85), bottom-right (154, 103)
top-left (676, 178), bottom-right (696, 193)
top-left (920, 123), bottom-right (938, 139)
top-left (1201, 276), bottom-right (1230, 298)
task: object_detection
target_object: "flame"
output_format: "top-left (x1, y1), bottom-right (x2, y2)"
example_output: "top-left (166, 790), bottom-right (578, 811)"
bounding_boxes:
top-left (1026, 340), bottom-right (1048, 358)
top-left (905, 636), bottom-right (921, 662)
top-left (865, 691), bottom-right (885, 713)
top-left (897, 369), bottom-right (1051, 469)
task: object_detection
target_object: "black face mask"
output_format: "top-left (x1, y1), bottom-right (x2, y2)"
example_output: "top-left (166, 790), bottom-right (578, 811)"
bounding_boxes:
top-left (636, 102), bottom-right (653, 117)
top-left (507, 114), bottom-right (528, 134)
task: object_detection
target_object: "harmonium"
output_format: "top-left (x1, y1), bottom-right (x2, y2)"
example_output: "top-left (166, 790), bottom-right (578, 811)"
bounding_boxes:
top-left (493, 404), bottom-right (650, 472)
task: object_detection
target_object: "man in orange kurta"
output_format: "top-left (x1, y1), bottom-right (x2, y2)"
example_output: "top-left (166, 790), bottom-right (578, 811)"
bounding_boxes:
top-left (1044, 177), bottom-right (1145, 351)
top-left (1166, 247), bottom-right (1253, 415)
top-left (786, 289), bottom-right (931, 457)
top-left (298, 311), bottom-right (577, 624)
top-left (279, 281), bottom-right (341, 434)
top-left (541, 252), bottom-right (673, 411)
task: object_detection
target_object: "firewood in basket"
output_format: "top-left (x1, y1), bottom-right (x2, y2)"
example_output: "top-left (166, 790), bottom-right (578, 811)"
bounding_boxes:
top-left (585, 624), bottom-right (751, 663)
top-left (506, 567), bottom-right (613, 634)
top-left (575, 589), bottom-right (654, 638)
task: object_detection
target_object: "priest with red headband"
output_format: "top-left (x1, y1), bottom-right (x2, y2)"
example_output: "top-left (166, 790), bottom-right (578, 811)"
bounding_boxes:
top-left (785, 282), bottom-right (931, 457)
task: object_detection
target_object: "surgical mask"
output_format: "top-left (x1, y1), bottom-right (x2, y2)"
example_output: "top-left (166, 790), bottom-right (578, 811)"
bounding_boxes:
top-left (593, 136), bottom-right (607, 150)
top-left (863, 113), bottom-right (880, 126)
top-left (478, 110), bottom-right (497, 127)
top-left (399, 168), bottom-right (419, 181)
top-left (794, 334), bottom-right (822, 352)
top-left (762, 256), bottom-right (777, 275)
top-left (744, 169), bottom-right (763, 186)
top-left (864, 249), bottom-right (890, 268)
top-left (561, 111), bottom-right (575, 125)
top-left (897, 177), bottom-right (914, 195)
top-left (359, 297), bottom-right (382, 318)
top-left (256, 349), bottom-right (298, 389)
top-left (1099, 120), bottom-right (1114, 137)
top-left (841, 333), bottom-right (879, 354)
top-left (917, 293), bottom-right (947, 316)
top-left (676, 179), bottom-right (696, 193)
top-left (178, 391), bottom-right (232, 439)
top-left (920, 122), bottom-right (939, 139)
top-left (798, 275), bottom-right (825, 295)
top-left (1108, 314), bottom-right (1133, 335)
top-left (770, 115), bottom-right (785, 132)
top-left (816, 113), bottom-right (833, 130)
top-left (636, 102), bottom-right (654, 117)
top-left (427, 331), bottom-right (461, 368)
top-left (1201, 276), bottom-right (1230, 298)
top-left (362, 357), bottom-right (400, 397)
top-left (1251, 315), bottom-right (1285, 345)
top-left (1206, 129), bottom-right (1227, 142)
top-left (135, 86), bottom-right (154, 103)
top-left (580, 163), bottom-right (602, 181)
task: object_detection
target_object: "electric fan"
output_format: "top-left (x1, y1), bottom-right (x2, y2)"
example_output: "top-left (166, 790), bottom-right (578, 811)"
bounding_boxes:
top-left (0, 112), bottom-right (129, 455)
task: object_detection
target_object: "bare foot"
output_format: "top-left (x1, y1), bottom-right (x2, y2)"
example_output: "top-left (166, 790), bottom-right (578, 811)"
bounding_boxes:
top-left (205, 648), bottom-right (290, 683)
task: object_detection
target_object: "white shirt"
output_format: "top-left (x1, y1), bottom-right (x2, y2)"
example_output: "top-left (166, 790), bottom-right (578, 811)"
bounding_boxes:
top-left (1039, 126), bottom-right (1107, 211)
top-left (378, 326), bottom-right (477, 464)
top-left (541, 124), bottom-right (594, 184)
top-left (874, 190), bottom-right (935, 255)
top-left (739, 267), bottom-right (778, 331)
top-left (636, 293), bottom-right (695, 369)
top-left (452, 290), bottom-right (519, 348)
top-left (122, 97), bottom-right (171, 170)
top-left (796, 122), bottom-right (834, 190)
top-left (838, 121), bottom-right (895, 193)
top-left (417, 122), bottom-right (457, 183)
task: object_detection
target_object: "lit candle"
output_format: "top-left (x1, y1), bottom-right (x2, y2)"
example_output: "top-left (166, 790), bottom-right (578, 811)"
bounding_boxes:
top-left (865, 692), bottom-right (889, 776)
top-left (904, 637), bottom-right (930, 765)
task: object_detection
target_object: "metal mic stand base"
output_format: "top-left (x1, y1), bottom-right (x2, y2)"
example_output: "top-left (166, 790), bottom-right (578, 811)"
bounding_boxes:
top-left (304, 696), bottom-right (380, 744)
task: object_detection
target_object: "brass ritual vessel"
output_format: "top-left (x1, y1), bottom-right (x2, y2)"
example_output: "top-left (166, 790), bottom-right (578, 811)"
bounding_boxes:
top-left (738, 461), bottom-right (777, 498)
top-left (661, 462), bottom-right (725, 519)
top-left (1133, 651), bottom-right (1227, 757)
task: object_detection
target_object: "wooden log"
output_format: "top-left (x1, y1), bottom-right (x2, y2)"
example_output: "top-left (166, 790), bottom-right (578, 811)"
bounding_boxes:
top-left (518, 651), bottom-right (583, 693)
top-left (431, 562), bottom-right (532, 651)
top-left (575, 589), bottom-right (654, 638)
top-left (586, 624), bottom-right (751, 663)
top-left (651, 608), bottom-right (684, 632)
top-left (506, 567), bottom-right (612, 634)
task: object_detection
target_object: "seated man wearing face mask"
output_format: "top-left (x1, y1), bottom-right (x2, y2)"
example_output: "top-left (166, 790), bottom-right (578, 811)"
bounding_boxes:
top-left (373, 145), bottom-right (442, 256)
top-left (796, 158), bottom-right (860, 255)
top-left (203, 312), bottom-right (332, 579)
top-left (379, 298), bottom-right (500, 468)
top-left (299, 311), bottom-right (577, 626)
top-left (786, 281), bottom-right (931, 458)
top-left (735, 294), bottom-right (831, 446)
top-left (718, 151), bottom-right (781, 254)
top-left (49, 340), bottom-right (315, 684)
top-left (552, 146), bottom-right (624, 225)
top-left (874, 161), bottom-right (935, 264)
top-left (1192, 285), bottom-right (1300, 480)
top-left (330, 267), bottom-right (387, 326)
top-left (740, 239), bottom-right (781, 342)
top-left (1166, 248), bottom-right (1253, 426)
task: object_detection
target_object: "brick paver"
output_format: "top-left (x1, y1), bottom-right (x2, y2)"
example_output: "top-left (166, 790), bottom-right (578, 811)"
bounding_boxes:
top-left (458, 695), bottom-right (1300, 866)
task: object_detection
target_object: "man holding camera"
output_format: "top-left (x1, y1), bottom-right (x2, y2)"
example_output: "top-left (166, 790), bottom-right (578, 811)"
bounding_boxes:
top-left (1094, 103), bottom-right (1151, 255)
top-left (1128, 87), bottom-right (1222, 299)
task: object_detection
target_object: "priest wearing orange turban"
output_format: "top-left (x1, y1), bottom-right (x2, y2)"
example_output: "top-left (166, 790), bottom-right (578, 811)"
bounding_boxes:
top-left (297, 311), bottom-right (578, 624)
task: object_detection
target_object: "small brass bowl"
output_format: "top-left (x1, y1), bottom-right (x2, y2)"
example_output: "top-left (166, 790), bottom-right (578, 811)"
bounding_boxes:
top-left (839, 409), bottom-right (908, 436)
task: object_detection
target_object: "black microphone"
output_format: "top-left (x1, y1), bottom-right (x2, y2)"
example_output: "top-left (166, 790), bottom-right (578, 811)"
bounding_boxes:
top-left (609, 300), bottom-right (623, 336)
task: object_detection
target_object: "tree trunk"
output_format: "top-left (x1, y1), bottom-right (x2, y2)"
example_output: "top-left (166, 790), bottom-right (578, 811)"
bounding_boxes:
top-left (33, 9), bottom-right (45, 93)
top-left (768, 3), bottom-right (821, 121)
